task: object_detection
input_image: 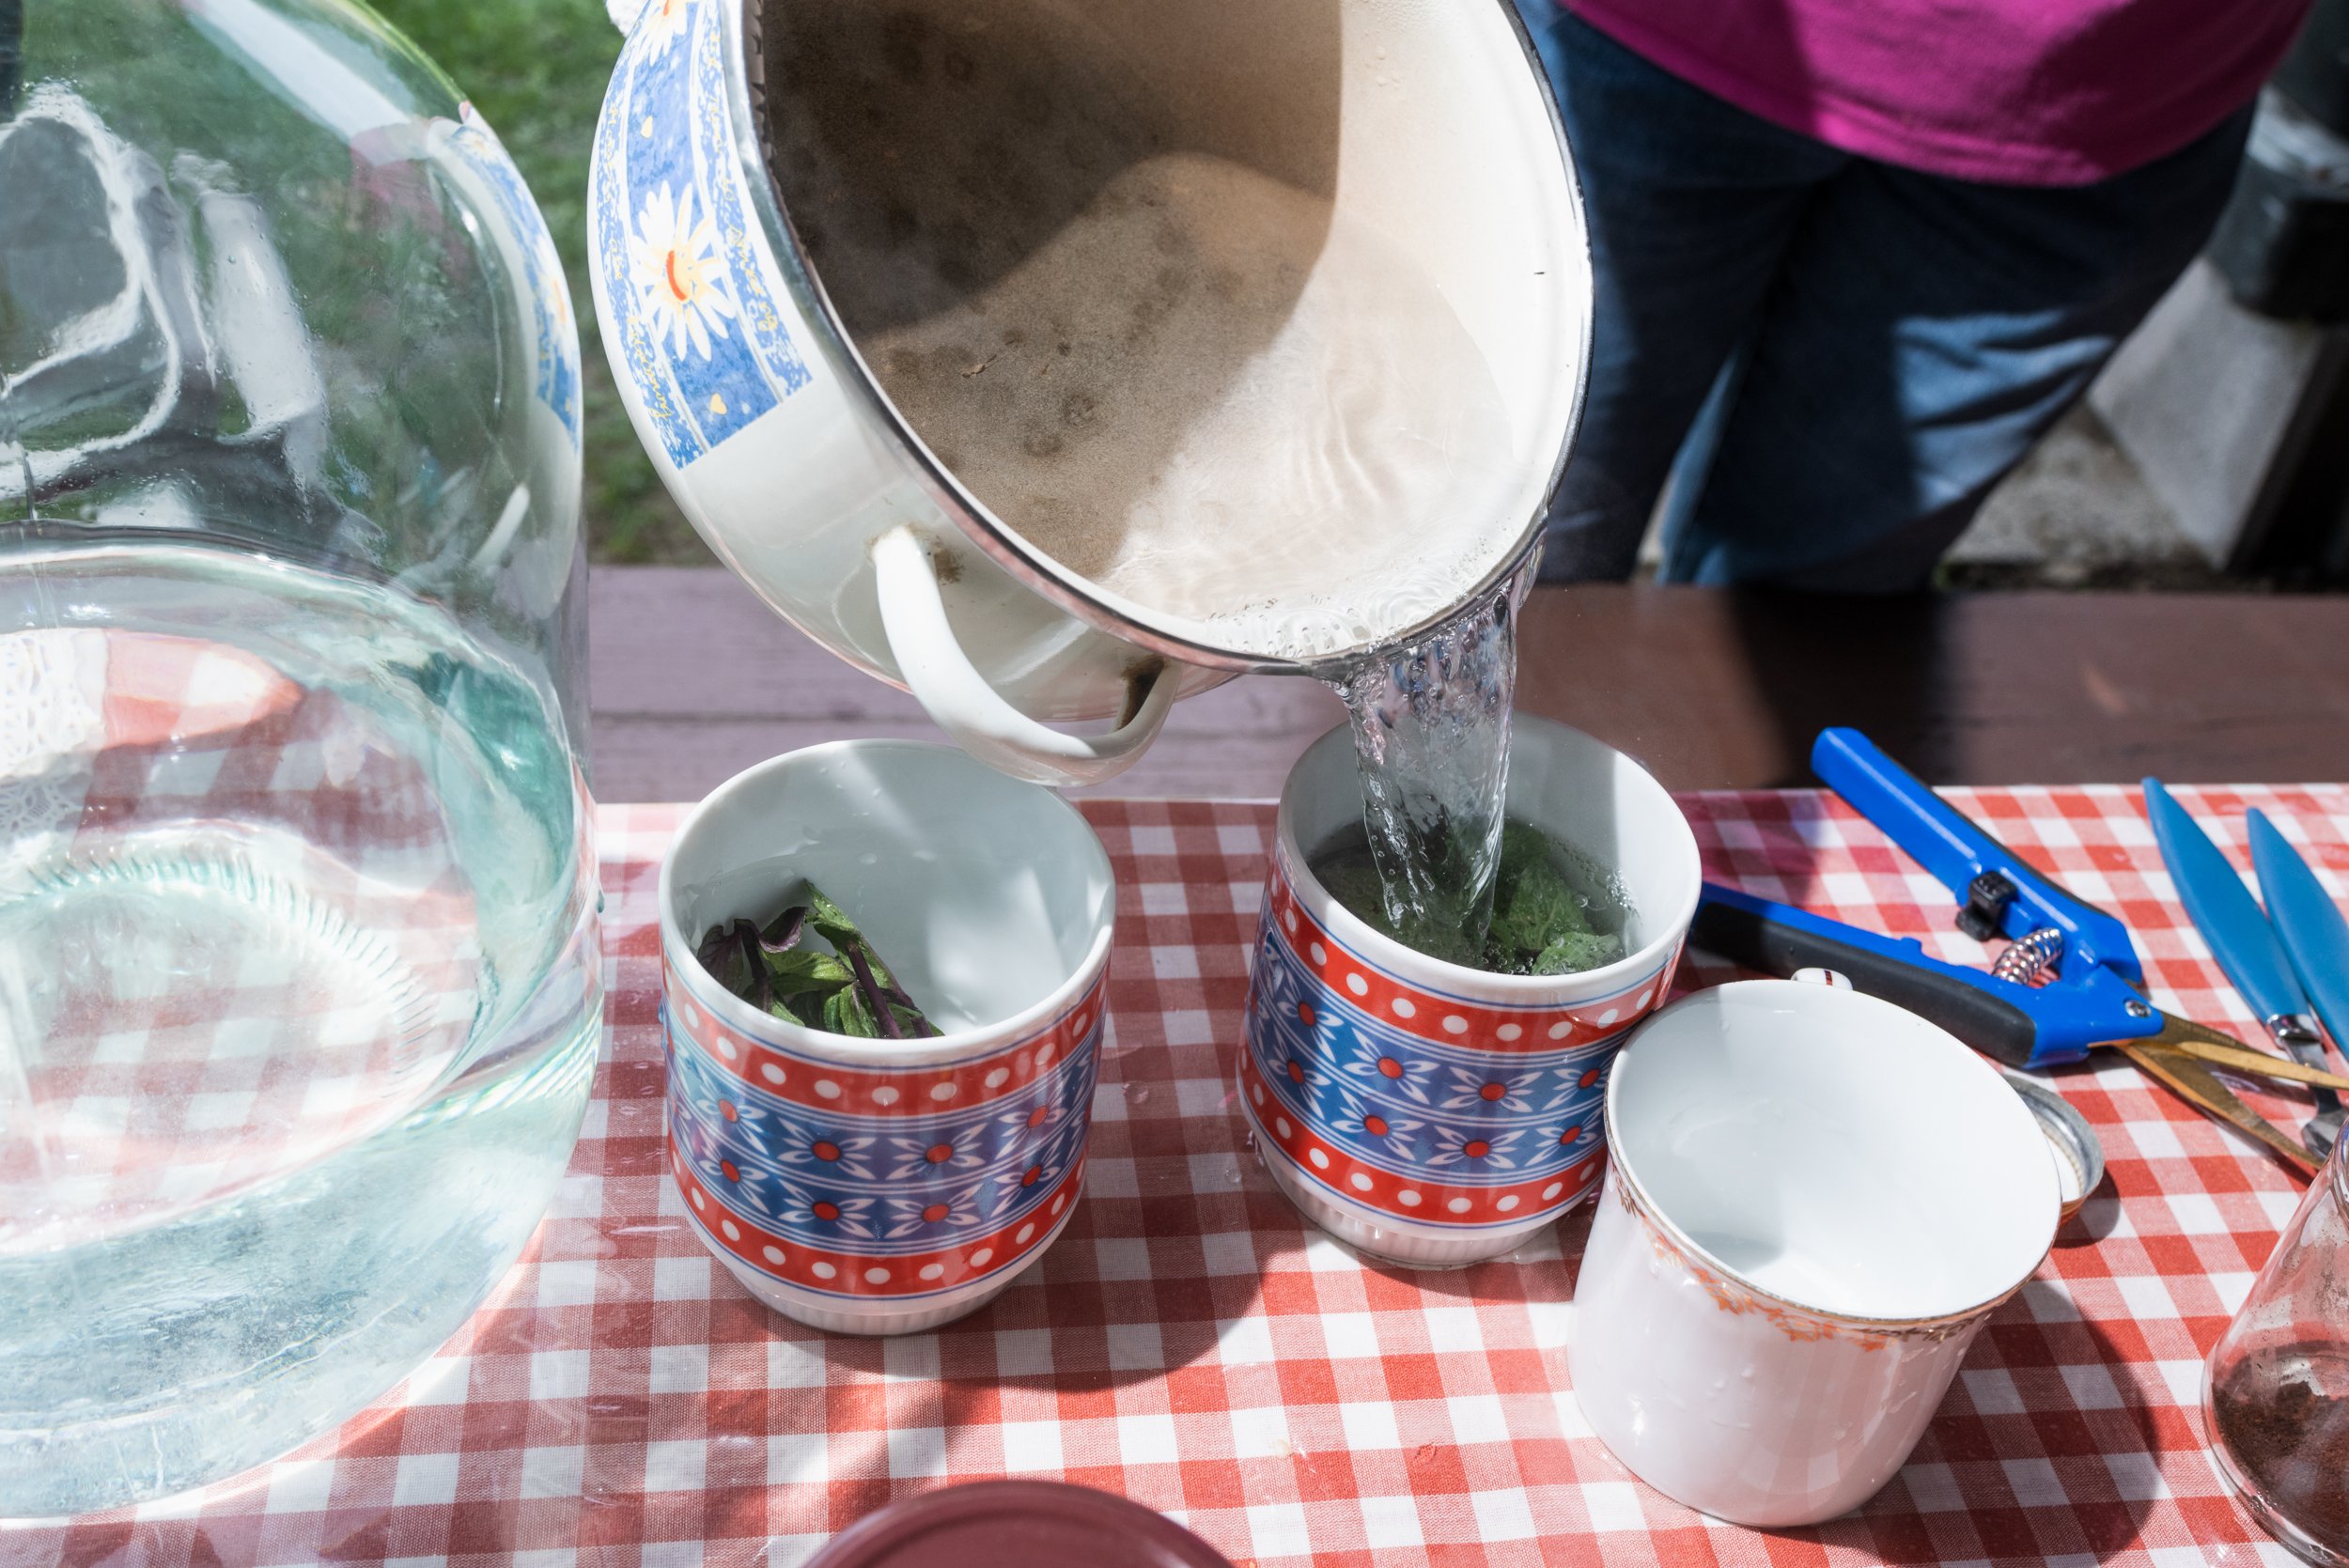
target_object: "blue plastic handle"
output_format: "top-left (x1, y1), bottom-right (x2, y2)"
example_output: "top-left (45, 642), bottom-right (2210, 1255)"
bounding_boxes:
top-left (2249, 809), bottom-right (2349, 1050)
top-left (1692, 882), bottom-right (2156, 1068)
top-left (1812, 728), bottom-right (2141, 986)
top-left (2144, 781), bottom-right (2308, 1024)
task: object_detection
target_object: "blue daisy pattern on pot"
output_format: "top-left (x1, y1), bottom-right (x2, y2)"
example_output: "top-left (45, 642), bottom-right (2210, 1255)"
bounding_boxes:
top-left (591, 0), bottom-right (810, 468)
top-left (628, 181), bottom-right (737, 364)
top-left (634, 0), bottom-right (693, 60)
top-left (686, 5), bottom-right (810, 409)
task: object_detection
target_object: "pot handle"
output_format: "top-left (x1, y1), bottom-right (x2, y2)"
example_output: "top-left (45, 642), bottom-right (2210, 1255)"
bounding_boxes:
top-left (871, 524), bottom-right (1179, 788)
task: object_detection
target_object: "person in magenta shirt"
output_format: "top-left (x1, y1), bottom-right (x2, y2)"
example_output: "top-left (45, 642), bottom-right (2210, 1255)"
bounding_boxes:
top-left (1516, 0), bottom-right (2313, 589)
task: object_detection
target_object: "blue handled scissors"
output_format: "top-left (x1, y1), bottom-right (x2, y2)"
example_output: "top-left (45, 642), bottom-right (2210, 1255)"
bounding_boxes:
top-left (1692, 730), bottom-right (2345, 1172)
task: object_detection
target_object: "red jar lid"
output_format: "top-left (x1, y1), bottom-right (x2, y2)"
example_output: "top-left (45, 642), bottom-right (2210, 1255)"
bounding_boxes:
top-left (805, 1481), bottom-right (1237, 1568)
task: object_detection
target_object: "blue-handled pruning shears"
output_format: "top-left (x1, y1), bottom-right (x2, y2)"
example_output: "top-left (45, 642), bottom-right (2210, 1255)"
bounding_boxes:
top-left (1691, 729), bottom-right (2345, 1172)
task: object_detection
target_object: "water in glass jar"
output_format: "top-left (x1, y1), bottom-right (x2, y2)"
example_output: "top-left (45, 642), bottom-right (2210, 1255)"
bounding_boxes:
top-left (0, 542), bottom-right (601, 1518)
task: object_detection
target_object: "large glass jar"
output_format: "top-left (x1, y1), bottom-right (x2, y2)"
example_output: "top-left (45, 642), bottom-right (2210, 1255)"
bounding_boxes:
top-left (2206, 1138), bottom-right (2349, 1563)
top-left (0, 0), bottom-right (600, 1516)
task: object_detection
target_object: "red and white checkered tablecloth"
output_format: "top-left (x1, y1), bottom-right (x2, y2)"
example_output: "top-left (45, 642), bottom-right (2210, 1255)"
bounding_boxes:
top-left (14, 784), bottom-right (2349, 1568)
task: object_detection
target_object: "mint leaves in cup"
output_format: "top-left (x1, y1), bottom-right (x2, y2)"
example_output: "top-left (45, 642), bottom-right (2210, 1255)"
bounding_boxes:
top-left (1312, 821), bottom-right (1627, 975)
top-left (694, 885), bottom-right (941, 1038)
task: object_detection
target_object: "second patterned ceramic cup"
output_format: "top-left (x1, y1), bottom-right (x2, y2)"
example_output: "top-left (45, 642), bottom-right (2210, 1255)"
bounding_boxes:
top-left (1241, 718), bottom-right (1702, 1266)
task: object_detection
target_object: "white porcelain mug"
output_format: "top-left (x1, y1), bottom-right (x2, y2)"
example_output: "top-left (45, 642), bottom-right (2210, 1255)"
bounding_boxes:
top-left (588, 0), bottom-right (1590, 785)
top-left (1571, 980), bottom-right (2062, 1527)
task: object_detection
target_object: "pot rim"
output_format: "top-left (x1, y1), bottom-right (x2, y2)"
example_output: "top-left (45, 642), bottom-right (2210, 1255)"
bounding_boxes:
top-left (723, 0), bottom-right (1592, 675)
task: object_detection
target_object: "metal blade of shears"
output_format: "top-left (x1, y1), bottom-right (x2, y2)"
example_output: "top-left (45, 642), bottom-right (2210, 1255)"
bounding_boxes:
top-left (2117, 1040), bottom-right (2322, 1172)
top-left (2139, 1009), bottom-right (2349, 1092)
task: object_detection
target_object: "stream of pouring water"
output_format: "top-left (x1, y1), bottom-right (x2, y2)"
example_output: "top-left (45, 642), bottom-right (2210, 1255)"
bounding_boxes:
top-left (1323, 583), bottom-right (1517, 967)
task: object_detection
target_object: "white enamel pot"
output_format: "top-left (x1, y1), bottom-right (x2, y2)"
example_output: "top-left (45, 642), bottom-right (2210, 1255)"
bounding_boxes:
top-left (589, 0), bottom-right (1591, 786)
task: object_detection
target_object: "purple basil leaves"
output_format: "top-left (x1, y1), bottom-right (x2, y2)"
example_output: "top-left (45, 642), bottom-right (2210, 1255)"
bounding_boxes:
top-left (759, 906), bottom-right (806, 954)
top-left (693, 883), bottom-right (940, 1039)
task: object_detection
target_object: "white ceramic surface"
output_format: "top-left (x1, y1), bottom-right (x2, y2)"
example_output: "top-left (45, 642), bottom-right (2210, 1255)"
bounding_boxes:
top-left (1572, 981), bottom-right (2062, 1527)
top-left (587, 0), bottom-right (1591, 784)
top-left (658, 741), bottom-right (1115, 1335)
top-left (1241, 718), bottom-right (1702, 1266)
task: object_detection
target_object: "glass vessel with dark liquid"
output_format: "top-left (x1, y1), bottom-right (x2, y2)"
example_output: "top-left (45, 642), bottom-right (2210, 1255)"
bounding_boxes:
top-left (2207, 1137), bottom-right (2349, 1563)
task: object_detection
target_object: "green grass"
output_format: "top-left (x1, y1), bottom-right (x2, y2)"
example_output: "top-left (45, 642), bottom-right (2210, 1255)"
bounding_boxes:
top-left (366, 0), bottom-right (711, 563)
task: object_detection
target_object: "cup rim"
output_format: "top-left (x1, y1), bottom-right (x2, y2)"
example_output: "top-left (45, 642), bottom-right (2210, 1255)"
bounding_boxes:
top-left (658, 739), bottom-right (1116, 1066)
top-left (1602, 979), bottom-right (2060, 1332)
top-left (1274, 717), bottom-right (1702, 1000)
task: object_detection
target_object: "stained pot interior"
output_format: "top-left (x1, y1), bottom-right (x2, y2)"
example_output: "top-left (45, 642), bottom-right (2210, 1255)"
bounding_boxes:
top-left (753, 0), bottom-right (1585, 660)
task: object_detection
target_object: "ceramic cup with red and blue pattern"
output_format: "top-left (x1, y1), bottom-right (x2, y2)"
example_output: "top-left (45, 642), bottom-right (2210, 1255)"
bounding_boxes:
top-left (660, 741), bottom-right (1115, 1334)
top-left (1243, 718), bottom-right (1701, 1267)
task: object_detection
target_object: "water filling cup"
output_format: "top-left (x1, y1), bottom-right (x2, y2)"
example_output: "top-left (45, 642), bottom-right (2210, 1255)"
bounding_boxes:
top-left (658, 742), bottom-right (1115, 1335)
top-left (1572, 979), bottom-right (2062, 1527)
top-left (1241, 718), bottom-right (1702, 1266)
top-left (590, 0), bottom-right (1591, 786)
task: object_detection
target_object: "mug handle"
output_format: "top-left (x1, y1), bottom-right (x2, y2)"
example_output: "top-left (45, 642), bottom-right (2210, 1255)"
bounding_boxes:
top-left (871, 524), bottom-right (1179, 788)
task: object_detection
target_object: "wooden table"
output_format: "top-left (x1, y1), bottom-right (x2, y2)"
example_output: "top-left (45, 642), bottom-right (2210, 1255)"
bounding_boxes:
top-left (590, 568), bottom-right (2349, 800)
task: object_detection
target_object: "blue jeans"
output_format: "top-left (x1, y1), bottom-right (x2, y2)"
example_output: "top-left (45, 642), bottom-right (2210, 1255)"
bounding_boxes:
top-left (1517, 6), bottom-right (2253, 589)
